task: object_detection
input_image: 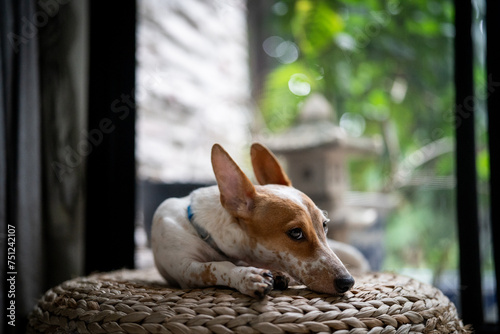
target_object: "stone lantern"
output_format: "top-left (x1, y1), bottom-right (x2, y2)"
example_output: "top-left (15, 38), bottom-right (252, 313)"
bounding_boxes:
top-left (264, 93), bottom-right (383, 242)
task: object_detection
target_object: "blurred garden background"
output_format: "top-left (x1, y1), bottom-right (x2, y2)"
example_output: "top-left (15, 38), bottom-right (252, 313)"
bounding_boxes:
top-left (258, 0), bottom-right (459, 279)
top-left (252, 0), bottom-right (492, 317)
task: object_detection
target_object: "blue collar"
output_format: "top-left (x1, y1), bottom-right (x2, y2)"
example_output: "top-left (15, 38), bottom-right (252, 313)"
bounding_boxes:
top-left (187, 205), bottom-right (225, 256)
top-left (187, 204), bottom-right (195, 221)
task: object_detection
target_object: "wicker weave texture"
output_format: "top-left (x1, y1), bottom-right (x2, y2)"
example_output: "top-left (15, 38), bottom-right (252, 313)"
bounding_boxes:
top-left (28, 268), bottom-right (470, 334)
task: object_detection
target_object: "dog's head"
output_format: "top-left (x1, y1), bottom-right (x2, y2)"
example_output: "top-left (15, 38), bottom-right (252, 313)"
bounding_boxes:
top-left (211, 143), bottom-right (354, 294)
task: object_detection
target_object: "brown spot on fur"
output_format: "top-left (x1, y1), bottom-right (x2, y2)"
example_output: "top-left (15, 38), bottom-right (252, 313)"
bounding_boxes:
top-left (199, 264), bottom-right (217, 286)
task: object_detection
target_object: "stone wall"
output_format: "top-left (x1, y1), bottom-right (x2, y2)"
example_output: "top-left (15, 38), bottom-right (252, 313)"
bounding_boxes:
top-left (136, 0), bottom-right (252, 182)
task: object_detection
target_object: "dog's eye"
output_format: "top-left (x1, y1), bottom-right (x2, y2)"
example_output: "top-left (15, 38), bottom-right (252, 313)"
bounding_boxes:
top-left (287, 228), bottom-right (304, 241)
top-left (323, 220), bottom-right (329, 234)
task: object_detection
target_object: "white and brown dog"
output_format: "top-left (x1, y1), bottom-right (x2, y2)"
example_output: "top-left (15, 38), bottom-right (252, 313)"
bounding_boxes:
top-left (152, 143), bottom-right (356, 298)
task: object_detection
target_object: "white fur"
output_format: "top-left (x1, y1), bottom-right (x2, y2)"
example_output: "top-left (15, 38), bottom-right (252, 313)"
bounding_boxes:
top-left (262, 185), bottom-right (308, 211)
top-left (152, 186), bottom-right (279, 297)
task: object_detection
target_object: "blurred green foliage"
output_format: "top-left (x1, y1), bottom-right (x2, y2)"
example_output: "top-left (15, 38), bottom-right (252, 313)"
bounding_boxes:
top-left (262, 0), bottom-right (454, 153)
top-left (258, 0), bottom-right (487, 278)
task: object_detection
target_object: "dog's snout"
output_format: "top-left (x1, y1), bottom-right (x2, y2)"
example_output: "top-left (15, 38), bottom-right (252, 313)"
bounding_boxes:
top-left (335, 276), bottom-right (355, 293)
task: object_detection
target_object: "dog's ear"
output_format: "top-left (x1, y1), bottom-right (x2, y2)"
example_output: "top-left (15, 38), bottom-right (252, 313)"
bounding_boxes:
top-left (250, 143), bottom-right (292, 186)
top-left (211, 144), bottom-right (256, 218)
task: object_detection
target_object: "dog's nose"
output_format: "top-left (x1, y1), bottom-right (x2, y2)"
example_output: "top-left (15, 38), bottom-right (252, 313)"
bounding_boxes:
top-left (335, 276), bottom-right (355, 293)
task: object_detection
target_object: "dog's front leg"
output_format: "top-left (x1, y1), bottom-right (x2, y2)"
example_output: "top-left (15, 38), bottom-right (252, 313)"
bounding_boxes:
top-left (181, 260), bottom-right (274, 298)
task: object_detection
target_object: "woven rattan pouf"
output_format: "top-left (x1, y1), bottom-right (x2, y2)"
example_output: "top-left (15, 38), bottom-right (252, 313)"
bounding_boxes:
top-left (28, 268), bottom-right (470, 334)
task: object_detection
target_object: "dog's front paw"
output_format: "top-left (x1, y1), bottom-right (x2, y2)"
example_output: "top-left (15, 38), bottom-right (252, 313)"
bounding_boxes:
top-left (237, 268), bottom-right (274, 298)
top-left (271, 271), bottom-right (290, 290)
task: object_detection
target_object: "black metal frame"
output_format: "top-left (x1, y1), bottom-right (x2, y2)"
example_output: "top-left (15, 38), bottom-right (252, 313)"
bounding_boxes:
top-left (485, 0), bottom-right (500, 330)
top-left (454, 0), bottom-right (483, 327)
top-left (84, 0), bottom-right (137, 274)
top-left (455, 0), bottom-right (499, 332)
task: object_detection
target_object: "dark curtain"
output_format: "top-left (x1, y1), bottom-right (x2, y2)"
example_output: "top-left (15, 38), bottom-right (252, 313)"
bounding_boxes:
top-left (38, 0), bottom-right (87, 290)
top-left (1, 0), bottom-right (135, 332)
top-left (1, 0), bottom-right (44, 332)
